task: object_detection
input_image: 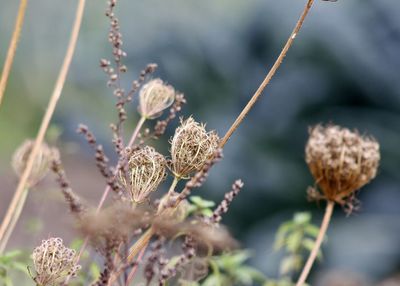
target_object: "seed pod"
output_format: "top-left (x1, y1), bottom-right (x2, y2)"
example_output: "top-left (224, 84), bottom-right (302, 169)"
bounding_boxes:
top-left (32, 237), bottom-right (81, 286)
top-left (12, 140), bottom-right (53, 187)
top-left (122, 146), bottom-right (167, 203)
top-left (305, 124), bottom-right (380, 202)
top-left (170, 117), bottom-right (219, 178)
top-left (138, 79), bottom-right (175, 119)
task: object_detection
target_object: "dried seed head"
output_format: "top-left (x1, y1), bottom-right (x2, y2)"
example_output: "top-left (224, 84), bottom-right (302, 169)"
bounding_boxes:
top-left (170, 117), bottom-right (219, 178)
top-left (138, 79), bottom-right (175, 119)
top-left (12, 140), bottom-right (53, 187)
top-left (31, 237), bottom-right (81, 286)
top-left (305, 124), bottom-right (380, 202)
top-left (121, 146), bottom-right (167, 203)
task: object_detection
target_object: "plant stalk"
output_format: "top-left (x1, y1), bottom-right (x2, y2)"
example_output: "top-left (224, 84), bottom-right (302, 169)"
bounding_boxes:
top-left (295, 200), bottom-right (334, 286)
top-left (0, 0), bottom-right (86, 243)
top-left (219, 0), bottom-right (315, 148)
top-left (0, 188), bottom-right (29, 254)
top-left (0, 0), bottom-right (28, 108)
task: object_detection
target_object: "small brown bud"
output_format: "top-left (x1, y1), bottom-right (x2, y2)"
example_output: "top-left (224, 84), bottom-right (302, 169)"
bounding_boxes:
top-left (12, 140), bottom-right (54, 187)
top-left (138, 79), bottom-right (175, 119)
top-left (305, 124), bottom-right (380, 202)
top-left (121, 146), bottom-right (167, 203)
top-left (170, 117), bottom-right (219, 178)
top-left (31, 237), bottom-right (81, 285)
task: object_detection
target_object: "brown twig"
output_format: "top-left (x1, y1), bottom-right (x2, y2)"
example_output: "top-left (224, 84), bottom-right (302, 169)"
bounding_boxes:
top-left (0, 0), bottom-right (28, 107)
top-left (295, 200), bottom-right (334, 286)
top-left (219, 0), bottom-right (315, 148)
top-left (0, 0), bottom-right (86, 243)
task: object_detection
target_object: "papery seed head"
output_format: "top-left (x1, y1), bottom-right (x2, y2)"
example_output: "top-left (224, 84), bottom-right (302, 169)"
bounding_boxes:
top-left (138, 79), bottom-right (175, 119)
top-left (170, 117), bottom-right (219, 179)
top-left (12, 140), bottom-right (54, 187)
top-left (122, 146), bottom-right (167, 203)
top-left (305, 124), bottom-right (380, 202)
top-left (31, 237), bottom-right (81, 286)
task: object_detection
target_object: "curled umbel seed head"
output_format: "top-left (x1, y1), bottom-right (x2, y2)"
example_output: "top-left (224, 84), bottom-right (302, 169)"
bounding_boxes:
top-left (170, 117), bottom-right (219, 178)
top-left (31, 237), bottom-right (81, 286)
top-left (138, 78), bottom-right (175, 119)
top-left (12, 140), bottom-right (54, 187)
top-left (122, 146), bottom-right (167, 203)
top-left (305, 124), bottom-right (380, 202)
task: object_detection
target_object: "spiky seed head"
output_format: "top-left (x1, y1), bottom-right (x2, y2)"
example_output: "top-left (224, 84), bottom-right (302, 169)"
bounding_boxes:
top-left (138, 79), bottom-right (175, 119)
top-left (31, 237), bottom-right (81, 286)
top-left (170, 117), bottom-right (219, 178)
top-left (12, 140), bottom-right (53, 187)
top-left (305, 124), bottom-right (380, 202)
top-left (122, 146), bottom-right (167, 203)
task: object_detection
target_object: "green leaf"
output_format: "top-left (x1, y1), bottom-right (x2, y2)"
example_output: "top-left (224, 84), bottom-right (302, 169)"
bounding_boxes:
top-left (293, 212), bottom-right (311, 225)
top-left (286, 231), bottom-right (302, 253)
top-left (304, 225), bottom-right (320, 238)
top-left (302, 239), bottom-right (323, 260)
top-left (190, 196), bottom-right (215, 208)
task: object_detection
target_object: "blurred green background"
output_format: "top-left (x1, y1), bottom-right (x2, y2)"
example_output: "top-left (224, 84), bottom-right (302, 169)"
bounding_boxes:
top-left (1, 0), bottom-right (400, 285)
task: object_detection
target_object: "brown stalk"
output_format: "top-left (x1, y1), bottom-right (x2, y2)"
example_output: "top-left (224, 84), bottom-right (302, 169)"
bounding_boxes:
top-left (219, 0), bottom-right (315, 147)
top-left (0, 0), bottom-right (86, 243)
top-left (0, 0), bottom-right (28, 108)
top-left (295, 201), bottom-right (334, 286)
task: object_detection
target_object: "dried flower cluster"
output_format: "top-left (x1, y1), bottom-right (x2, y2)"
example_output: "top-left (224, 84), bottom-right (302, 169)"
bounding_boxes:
top-left (138, 78), bottom-right (175, 119)
top-left (306, 124), bottom-right (380, 203)
top-left (12, 139), bottom-right (53, 187)
top-left (170, 117), bottom-right (220, 178)
top-left (32, 237), bottom-right (81, 286)
top-left (120, 146), bottom-right (167, 203)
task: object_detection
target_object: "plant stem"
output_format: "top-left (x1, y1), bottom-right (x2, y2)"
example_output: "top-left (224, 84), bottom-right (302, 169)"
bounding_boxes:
top-left (219, 0), bottom-right (315, 148)
top-left (295, 201), bottom-right (334, 286)
top-left (0, 188), bottom-right (29, 254)
top-left (0, 0), bottom-right (28, 108)
top-left (0, 0), bottom-right (86, 243)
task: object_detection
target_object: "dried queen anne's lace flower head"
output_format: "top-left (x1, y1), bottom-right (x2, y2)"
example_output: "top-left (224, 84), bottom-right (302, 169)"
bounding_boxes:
top-left (170, 117), bottom-right (219, 179)
top-left (138, 78), bottom-right (175, 119)
top-left (12, 139), bottom-right (53, 187)
top-left (121, 146), bottom-right (167, 203)
top-left (31, 237), bottom-right (81, 286)
top-left (305, 124), bottom-right (380, 203)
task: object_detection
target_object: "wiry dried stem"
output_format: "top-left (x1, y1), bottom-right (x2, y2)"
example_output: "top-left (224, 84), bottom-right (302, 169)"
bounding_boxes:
top-left (219, 0), bottom-right (315, 147)
top-left (295, 201), bottom-right (334, 286)
top-left (0, 0), bottom-right (86, 243)
top-left (0, 0), bottom-right (28, 108)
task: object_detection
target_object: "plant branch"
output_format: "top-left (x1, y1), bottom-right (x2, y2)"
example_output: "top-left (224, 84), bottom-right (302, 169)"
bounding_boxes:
top-left (0, 0), bottom-right (28, 108)
top-left (295, 200), bottom-right (334, 286)
top-left (219, 0), bottom-right (315, 148)
top-left (0, 0), bottom-right (86, 243)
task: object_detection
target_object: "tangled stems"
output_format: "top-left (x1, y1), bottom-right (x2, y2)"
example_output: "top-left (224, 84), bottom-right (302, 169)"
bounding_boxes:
top-left (295, 201), bottom-right (334, 286)
top-left (0, 0), bottom-right (86, 245)
top-left (219, 0), bottom-right (315, 147)
top-left (0, 0), bottom-right (28, 108)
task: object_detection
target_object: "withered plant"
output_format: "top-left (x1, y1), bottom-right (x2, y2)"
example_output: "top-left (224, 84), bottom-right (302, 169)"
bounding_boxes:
top-left (0, 0), bottom-right (383, 286)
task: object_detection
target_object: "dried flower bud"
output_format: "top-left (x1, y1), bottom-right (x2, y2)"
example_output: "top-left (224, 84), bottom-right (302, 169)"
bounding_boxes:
top-left (305, 124), bottom-right (380, 202)
top-left (170, 117), bottom-right (219, 178)
top-left (31, 237), bottom-right (81, 286)
top-left (138, 79), bottom-right (175, 119)
top-left (121, 146), bottom-right (167, 203)
top-left (12, 140), bottom-right (53, 187)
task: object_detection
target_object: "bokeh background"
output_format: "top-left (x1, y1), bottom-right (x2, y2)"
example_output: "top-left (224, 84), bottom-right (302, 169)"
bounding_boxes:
top-left (1, 0), bottom-right (400, 285)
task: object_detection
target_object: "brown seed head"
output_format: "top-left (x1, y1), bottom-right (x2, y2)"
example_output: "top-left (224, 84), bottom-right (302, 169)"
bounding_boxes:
top-left (138, 79), bottom-right (175, 119)
top-left (305, 124), bottom-right (380, 202)
top-left (121, 146), bottom-right (167, 203)
top-left (170, 117), bottom-right (219, 178)
top-left (31, 237), bottom-right (81, 286)
top-left (12, 140), bottom-right (53, 187)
